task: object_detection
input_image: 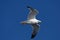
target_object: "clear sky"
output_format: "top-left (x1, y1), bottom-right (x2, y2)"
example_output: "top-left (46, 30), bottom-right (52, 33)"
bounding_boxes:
top-left (0, 0), bottom-right (60, 40)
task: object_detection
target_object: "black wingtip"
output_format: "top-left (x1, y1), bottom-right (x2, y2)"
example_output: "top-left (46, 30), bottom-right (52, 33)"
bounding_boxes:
top-left (31, 34), bottom-right (37, 39)
top-left (31, 35), bottom-right (35, 39)
top-left (27, 6), bottom-right (30, 8)
top-left (27, 5), bottom-right (33, 8)
top-left (27, 6), bottom-right (34, 11)
top-left (27, 6), bottom-right (32, 9)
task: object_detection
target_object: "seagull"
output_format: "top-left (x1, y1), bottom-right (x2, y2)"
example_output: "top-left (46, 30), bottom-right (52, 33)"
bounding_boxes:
top-left (21, 6), bottom-right (42, 39)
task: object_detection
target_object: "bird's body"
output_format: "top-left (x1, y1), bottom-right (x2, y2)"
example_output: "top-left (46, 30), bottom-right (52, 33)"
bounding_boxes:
top-left (21, 6), bottom-right (41, 39)
top-left (27, 19), bottom-right (41, 24)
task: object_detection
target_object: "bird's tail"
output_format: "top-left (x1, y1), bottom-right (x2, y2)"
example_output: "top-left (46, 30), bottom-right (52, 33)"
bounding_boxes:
top-left (20, 21), bottom-right (27, 24)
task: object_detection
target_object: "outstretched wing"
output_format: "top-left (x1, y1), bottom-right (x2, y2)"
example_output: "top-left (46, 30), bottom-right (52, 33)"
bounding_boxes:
top-left (27, 6), bottom-right (39, 20)
top-left (31, 24), bottom-right (40, 39)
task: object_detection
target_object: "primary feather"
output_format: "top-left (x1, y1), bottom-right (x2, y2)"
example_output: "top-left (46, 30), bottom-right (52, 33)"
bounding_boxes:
top-left (27, 6), bottom-right (39, 20)
top-left (31, 24), bottom-right (40, 39)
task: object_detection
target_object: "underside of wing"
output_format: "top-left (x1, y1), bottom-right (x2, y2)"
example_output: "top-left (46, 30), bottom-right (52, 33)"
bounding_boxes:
top-left (27, 6), bottom-right (39, 20)
top-left (31, 24), bottom-right (40, 39)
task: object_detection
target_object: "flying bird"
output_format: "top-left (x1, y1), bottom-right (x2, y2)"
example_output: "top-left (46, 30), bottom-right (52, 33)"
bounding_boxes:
top-left (21, 6), bottom-right (41, 39)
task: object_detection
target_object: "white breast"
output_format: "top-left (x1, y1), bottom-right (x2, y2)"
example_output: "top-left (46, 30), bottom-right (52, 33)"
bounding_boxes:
top-left (29, 19), bottom-right (39, 23)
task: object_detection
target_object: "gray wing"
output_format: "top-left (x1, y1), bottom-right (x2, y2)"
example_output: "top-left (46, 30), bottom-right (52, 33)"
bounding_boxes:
top-left (31, 24), bottom-right (40, 39)
top-left (27, 6), bottom-right (39, 20)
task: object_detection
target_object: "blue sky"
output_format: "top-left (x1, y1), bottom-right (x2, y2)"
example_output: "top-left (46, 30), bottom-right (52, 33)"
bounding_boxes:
top-left (0, 0), bottom-right (60, 40)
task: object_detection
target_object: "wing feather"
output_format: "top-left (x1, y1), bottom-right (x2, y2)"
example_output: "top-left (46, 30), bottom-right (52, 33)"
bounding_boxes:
top-left (27, 6), bottom-right (39, 20)
top-left (31, 24), bottom-right (40, 39)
